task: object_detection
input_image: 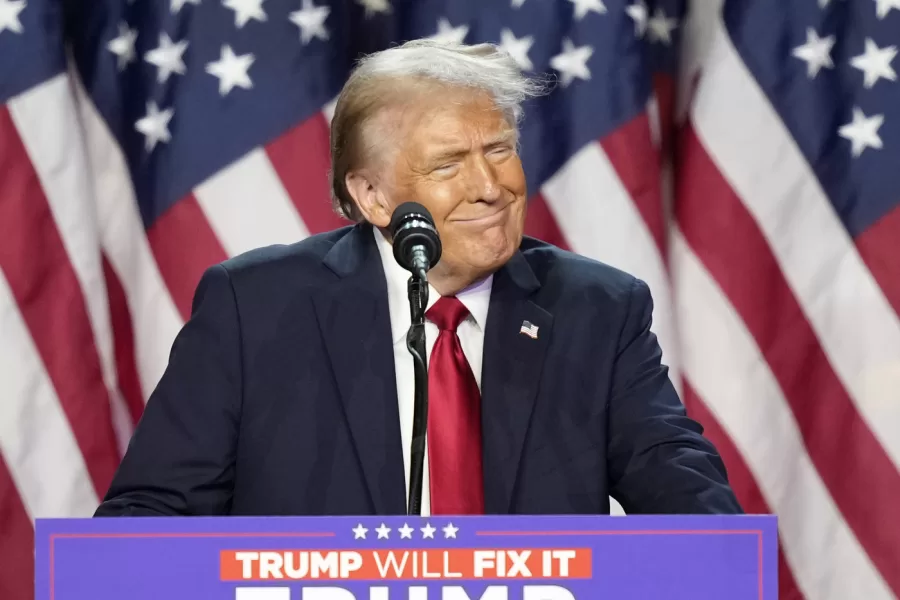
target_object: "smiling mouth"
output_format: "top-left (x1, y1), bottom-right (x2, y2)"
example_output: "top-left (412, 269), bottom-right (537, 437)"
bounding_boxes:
top-left (453, 204), bottom-right (511, 226)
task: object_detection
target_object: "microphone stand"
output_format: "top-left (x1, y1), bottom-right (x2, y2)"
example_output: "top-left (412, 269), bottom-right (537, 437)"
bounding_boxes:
top-left (405, 273), bottom-right (428, 516)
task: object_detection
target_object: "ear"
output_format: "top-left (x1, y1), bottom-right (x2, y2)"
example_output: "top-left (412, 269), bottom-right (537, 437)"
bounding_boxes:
top-left (344, 170), bottom-right (392, 228)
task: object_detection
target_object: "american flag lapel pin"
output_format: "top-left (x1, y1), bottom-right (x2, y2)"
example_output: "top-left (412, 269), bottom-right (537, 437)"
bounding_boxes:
top-left (519, 320), bottom-right (539, 339)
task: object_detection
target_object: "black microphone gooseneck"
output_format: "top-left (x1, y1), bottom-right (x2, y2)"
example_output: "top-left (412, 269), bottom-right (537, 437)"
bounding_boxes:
top-left (387, 202), bottom-right (442, 516)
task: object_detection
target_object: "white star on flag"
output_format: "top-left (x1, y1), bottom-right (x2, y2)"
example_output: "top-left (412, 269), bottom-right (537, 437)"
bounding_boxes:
top-left (850, 38), bottom-right (897, 89)
top-left (550, 38), bottom-right (593, 87)
top-left (171, 0), bottom-right (201, 14)
top-left (206, 45), bottom-right (254, 95)
top-left (499, 28), bottom-right (534, 72)
top-left (223, 0), bottom-right (267, 28)
top-left (375, 523), bottom-right (391, 539)
top-left (442, 523), bottom-right (459, 539)
top-left (398, 523), bottom-right (414, 539)
top-left (0, 0), bottom-right (25, 34)
top-left (626, 0), bottom-right (648, 37)
top-left (430, 17), bottom-right (468, 45)
top-left (420, 523), bottom-right (436, 539)
top-left (568, 0), bottom-right (606, 20)
top-left (511, 0), bottom-right (526, 7)
top-left (357, 0), bottom-right (390, 18)
top-left (647, 7), bottom-right (677, 45)
top-left (791, 27), bottom-right (835, 79)
top-left (107, 22), bottom-right (138, 70)
top-left (838, 106), bottom-right (884, 157)
top-left (289, 0), bottom-right (331, 45)
top-left (875, 0), bottom-right (900, 19)
top-left (135, 102), bottom-right (174, 152)
top-left (145, 33), bottom-right (189, 83)
top-left (352, 524), bottom-right (368, 539)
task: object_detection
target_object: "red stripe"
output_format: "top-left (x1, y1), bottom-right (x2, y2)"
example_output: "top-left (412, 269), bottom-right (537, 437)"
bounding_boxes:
top-left (652, 74), bottom-right (676, 159)
top-left (147, 194), bottom-right (228, 321)
top-left (266, 113), bottom-right (348, 234)
top-left (676, 121), bottom-right (900, 595)
top-left (102, 254), bottom-right (145, 424)
top-left (599, 113), bottom-right (667, 261)
top-left (0, 107), bottom-right (119, 497)
top-left (681, 380), bottom-right (804, 600)
top-left (0, 457), bottom-right (33, 600)
top-left (524, 192), bottom-right (570, 251)
top-left (855, 203), bottom-right (900, 320)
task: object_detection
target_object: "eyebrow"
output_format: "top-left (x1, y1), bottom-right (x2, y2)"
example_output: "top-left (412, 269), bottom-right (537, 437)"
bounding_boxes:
top-left (427, 131), bottom-right (517, 162)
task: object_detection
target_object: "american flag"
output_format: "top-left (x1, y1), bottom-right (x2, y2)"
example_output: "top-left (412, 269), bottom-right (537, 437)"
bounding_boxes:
top-left (1, 0), bottom-right (898, 597)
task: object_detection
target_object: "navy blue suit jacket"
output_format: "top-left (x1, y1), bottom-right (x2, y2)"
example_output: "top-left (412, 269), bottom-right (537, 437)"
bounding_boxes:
top-left (95, 223), bottom-right (742, 516)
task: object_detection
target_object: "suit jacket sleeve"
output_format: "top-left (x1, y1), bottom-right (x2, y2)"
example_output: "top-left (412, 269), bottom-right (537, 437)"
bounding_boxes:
top-left (94, 264), bottom-right (242, 516)
top-left (606, 277), bottom-right (743, 514)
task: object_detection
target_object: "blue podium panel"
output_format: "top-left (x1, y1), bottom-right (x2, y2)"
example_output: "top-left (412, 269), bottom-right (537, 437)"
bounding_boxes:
top-left (35, 514), bottom-right (777, 599)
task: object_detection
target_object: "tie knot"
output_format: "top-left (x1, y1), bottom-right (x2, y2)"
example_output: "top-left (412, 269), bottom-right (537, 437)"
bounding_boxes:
top-left (427, 296), bottom-right (470, 332)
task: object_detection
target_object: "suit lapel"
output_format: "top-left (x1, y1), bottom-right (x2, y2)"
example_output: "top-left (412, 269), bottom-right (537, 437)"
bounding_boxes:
top-left (313, 225), bottom-right (407, 515)
top-left (481, 251), bottom-right (552, 513)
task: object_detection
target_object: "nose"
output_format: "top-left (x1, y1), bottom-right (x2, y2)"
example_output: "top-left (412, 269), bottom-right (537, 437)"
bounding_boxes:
top-left (466, 154), bottom-right (503, 203)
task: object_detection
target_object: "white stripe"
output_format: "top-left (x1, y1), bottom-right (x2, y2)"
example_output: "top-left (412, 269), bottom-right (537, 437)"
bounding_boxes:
top-left (691, 20), bottom-right (900, 470)
top-left (195, 148), bottom-right (310, 257)
top-left (541, 141), bottom-right (681, 395)
top-left (69, 65), bottom-right (185, 399)
top-left (670, 229), bottom-right (893, 600)
top-left (8, 75), bottom-right (132, 452)
top-left (0, 271), bottom-right (99, 519)
top-left (322, 94), bottom-right (338, 123)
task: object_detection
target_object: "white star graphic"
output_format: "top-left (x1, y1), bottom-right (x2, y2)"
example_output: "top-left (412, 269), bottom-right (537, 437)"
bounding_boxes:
top-left (838, 107), bottom-right (884, 157)
top-left (850, 38), bottom-right (897, 88)
top-left (647, 7), bottom-right (677, 45)
top-left (398, 523), bottom-right (414, 539)
top-left (442, 523), bottom-right (459, 539)
top-left (499, 28), bottom-right (534, 71)
top-left (791, 27), bottom-right (835, 79)
top-left (289, 0), bottom-right (330, 45)
top-left (429, 17), bottom-right (468, 45)
top-left (375, 523), bottom-right (391, 539)
top-left (550, 38), bottom-right (593, 87)
top-left (420, 523), bottom-right (437, 539)
top-left (818, 0), bottom-right (845, 6)
top-left (171, 0), bottom-right (201, 13)
top-left (511, 0), bottom-right (526, 7)
top-left (206, 45), bottom-right (254, 95)
top-left (626, 0), bottom-right (648, 37)
top-left (875, 0), bottom-right (900, 19)
top-left (357, 0), bottom-right (390, 18)
top-left (107, 23), bottom-right (138, 70)
top-left (568, 0), bottom-right (606, 20)
top-left (352, 524), bottom-right (368, 539)
top-left (0, 0), bottom-right (25, 34)
top-left (145, 33), bottom-right (188, 83)
top-left (135, 102), bottom-right (174, 152)
top-left (223, 0), bottom-right (267, 28)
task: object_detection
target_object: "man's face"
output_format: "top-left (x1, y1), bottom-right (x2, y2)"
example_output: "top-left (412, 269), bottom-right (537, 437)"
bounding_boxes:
top-left (367, 88), bottom-right (528, 289)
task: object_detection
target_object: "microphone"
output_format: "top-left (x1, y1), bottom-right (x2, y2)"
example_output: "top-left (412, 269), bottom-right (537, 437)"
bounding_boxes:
top-left (387, 202), bottom-right (441, 516)
top-left (388, 202), bottom-right (442, 282)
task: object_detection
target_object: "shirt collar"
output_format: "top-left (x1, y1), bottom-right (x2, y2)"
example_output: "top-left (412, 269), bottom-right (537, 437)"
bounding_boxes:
top-left (373, 226), bottom-right (493, 344)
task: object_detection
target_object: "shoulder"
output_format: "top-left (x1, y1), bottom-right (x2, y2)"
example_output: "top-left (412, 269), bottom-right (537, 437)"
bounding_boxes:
top-left (517, 236), bottom-right (648, 308)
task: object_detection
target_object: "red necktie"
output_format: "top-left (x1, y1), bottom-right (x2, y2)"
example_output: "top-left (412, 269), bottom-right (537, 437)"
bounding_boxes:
top-left (426, 296), bottom-right (485, 515)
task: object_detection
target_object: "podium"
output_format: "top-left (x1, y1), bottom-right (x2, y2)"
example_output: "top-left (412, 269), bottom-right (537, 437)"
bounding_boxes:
top-left (36, 514), bottom-right (776, 599)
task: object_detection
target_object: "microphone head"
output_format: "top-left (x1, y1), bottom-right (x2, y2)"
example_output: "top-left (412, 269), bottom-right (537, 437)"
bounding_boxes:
top-left (388, 202), bottom-right (442, 274)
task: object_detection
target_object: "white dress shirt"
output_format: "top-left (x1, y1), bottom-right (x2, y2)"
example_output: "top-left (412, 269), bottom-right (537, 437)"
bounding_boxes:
top-left (373, 226), bottom-right (492, 516)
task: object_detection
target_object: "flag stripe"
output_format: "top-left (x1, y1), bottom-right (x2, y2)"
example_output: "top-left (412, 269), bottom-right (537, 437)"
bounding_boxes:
top-left (855, 203), bottom-right (900, 321)
top-left (680, 381), bottom-right (804, 600)
top-left (670, 228), bottom-right (893, 600)
top-left (102, 254), bottom-right (145, 425)
top-left (693, 21), bottom-right (900, 472)
top-left (676, 123), bottom-right (900, 596)
top-left (69, 70), bottom-right (186, 400)
top-left (540, 137), bottom-right (680, 392)
top-left (523, 192), bottom-right (571, 251)
top-left (266, 113), bottom-right (348, 233)
top-left (0, 106), bottom-right (118, 499)
top-left (147, 194), bottom-right (229, 321)
top-left (0, 267), bottom-right (99, 519)
top-left (0, 456), bottom-right (33, 600)
top-left (194, 148), bottom-right (310, 258)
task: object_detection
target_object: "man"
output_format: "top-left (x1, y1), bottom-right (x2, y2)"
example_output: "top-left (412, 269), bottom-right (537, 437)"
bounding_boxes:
top-left (95, 39), bottom-right (742, 517)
